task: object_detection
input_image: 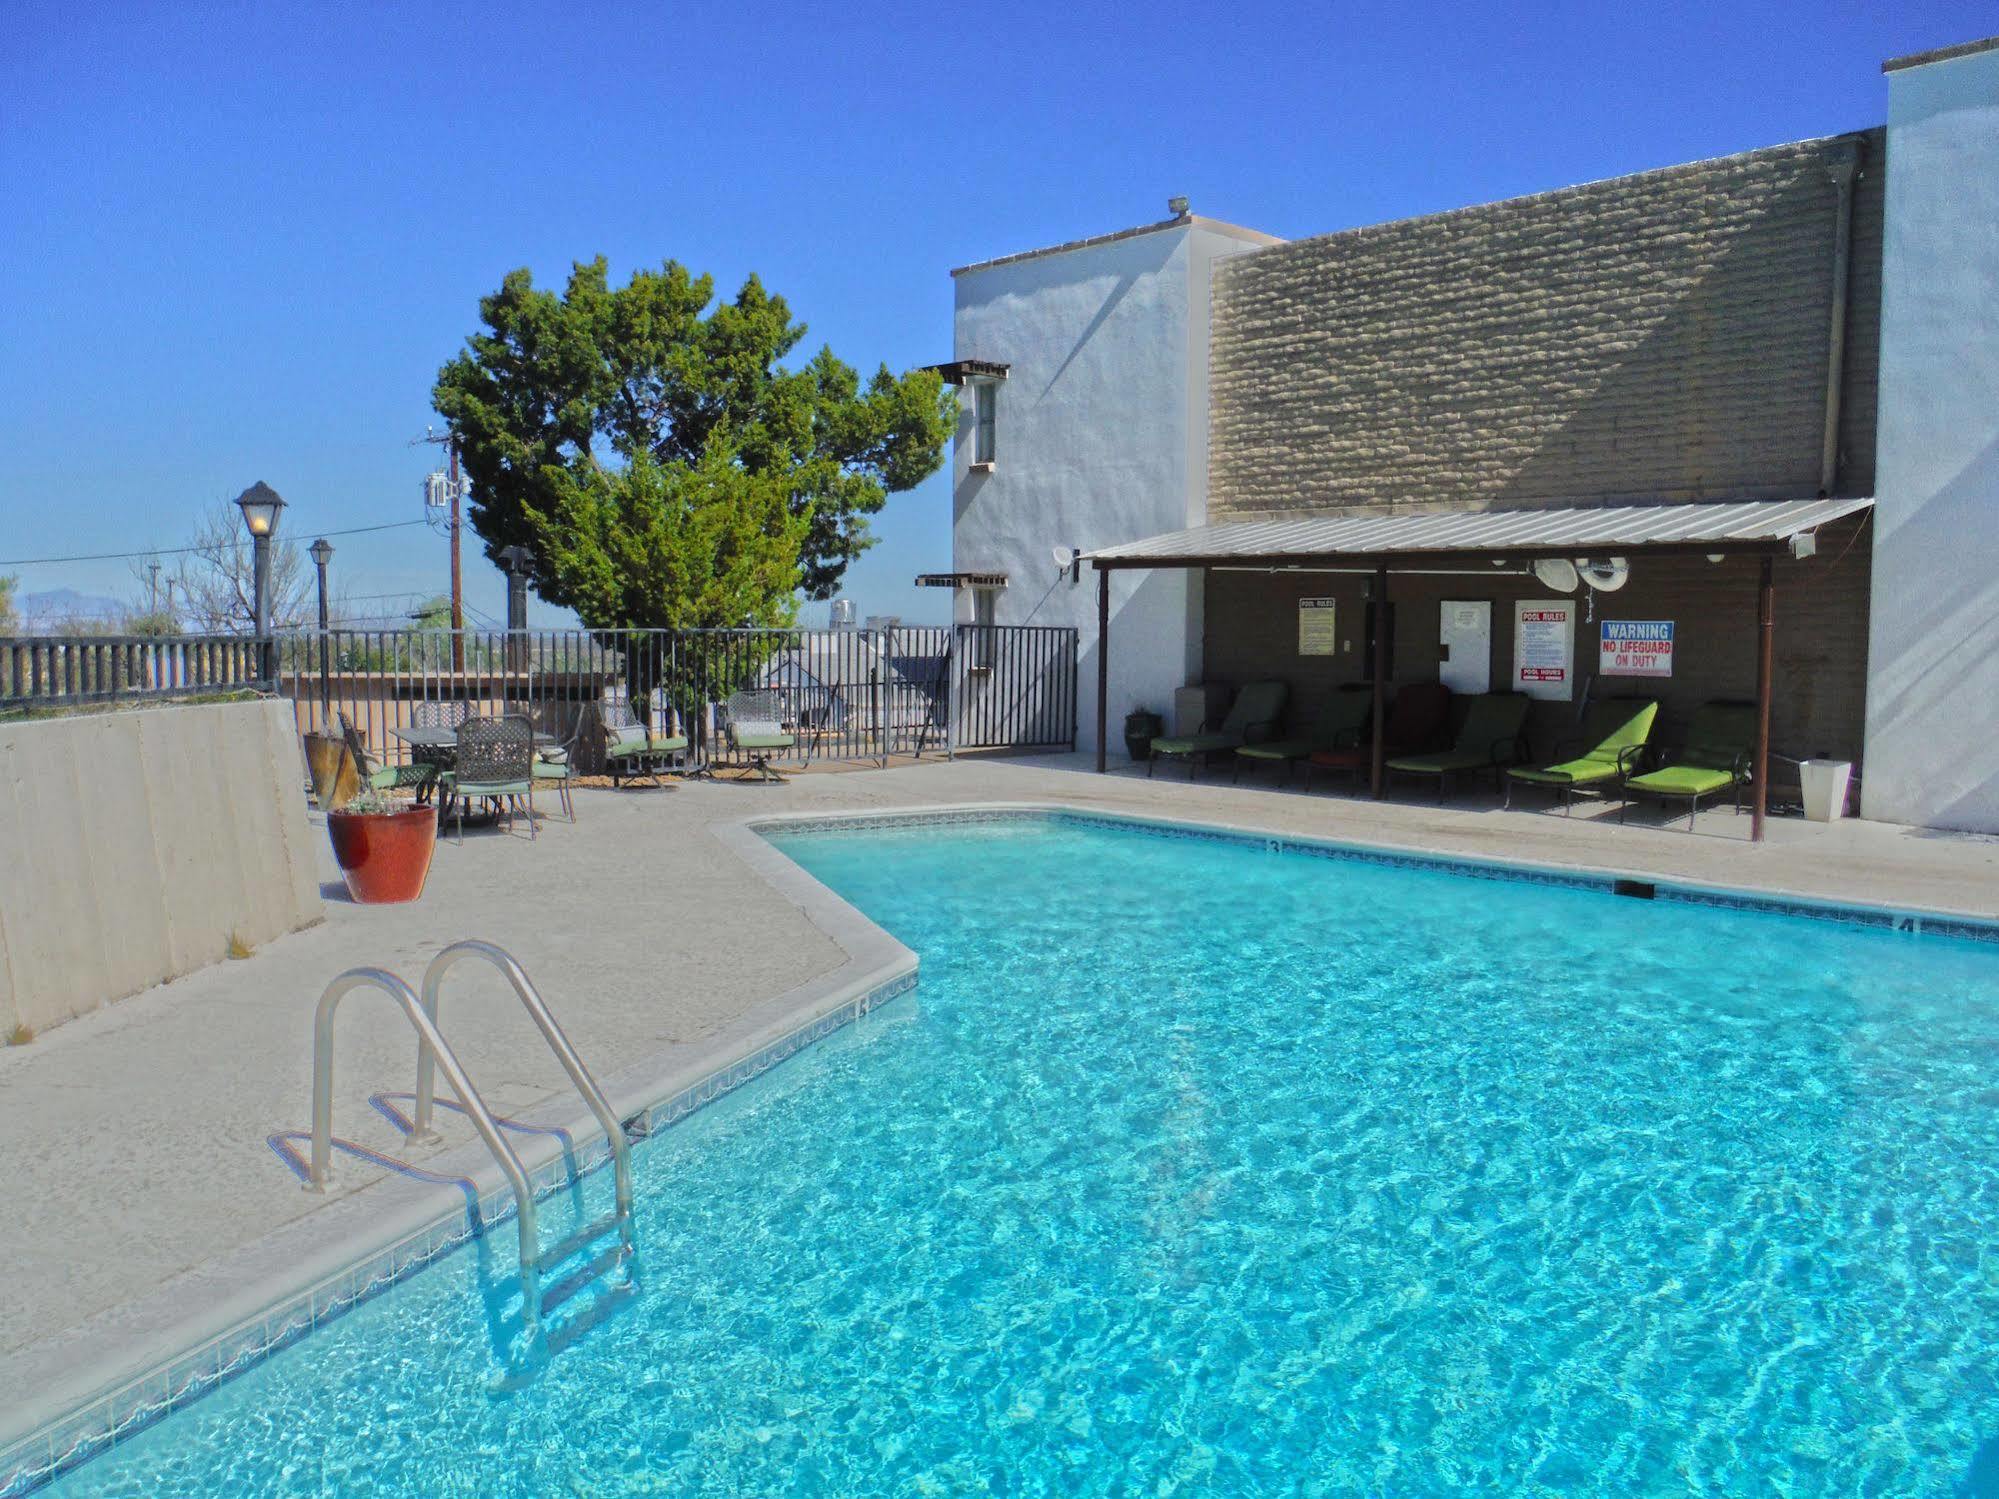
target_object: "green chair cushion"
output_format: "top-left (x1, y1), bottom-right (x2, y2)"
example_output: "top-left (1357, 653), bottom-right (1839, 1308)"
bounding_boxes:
top-left (1508, 758), bottom-right (1622, 787)
top-left (1386, 749), bottom-right (1500, 776)
top-left (734, 732), bottom-right (794, 751)
top-left (1235, 737), bottom-right (1323, 762)
top-left (1625, 765), bottom-right (1738, 797)
top-left (604, 734), bottom-right (653, 759)
top-left (532, 762), bottom-right (571, 780)
top-left (454, 778), bottom-right (532, 797)
top-left (1153, 732), bottom-right (1242, 756)
top-left (651, 734), bottom-right (689, 753)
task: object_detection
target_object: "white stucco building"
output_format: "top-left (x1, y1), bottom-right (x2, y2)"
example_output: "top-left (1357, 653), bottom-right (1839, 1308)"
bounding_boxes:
top-left (935, 36), bottom-right (1999, 835)
top-left (1861, 38), bottom-right (1999, 833)
top-left (936, 213), bottom-right (1282, 755)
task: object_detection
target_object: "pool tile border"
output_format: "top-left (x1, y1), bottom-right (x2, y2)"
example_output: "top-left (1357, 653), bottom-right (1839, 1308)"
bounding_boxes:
top-left (758, 804), bottom-right (1999, 944)
top-left (0, 964), bottom-right (916, 1498)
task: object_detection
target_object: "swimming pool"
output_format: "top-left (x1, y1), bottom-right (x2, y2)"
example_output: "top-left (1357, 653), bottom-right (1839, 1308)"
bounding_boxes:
top-left (31, 810), bottom-right (1999, 1494)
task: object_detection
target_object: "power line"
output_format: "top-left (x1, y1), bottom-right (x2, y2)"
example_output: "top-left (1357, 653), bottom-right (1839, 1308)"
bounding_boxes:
top-left (0, 518), bottom-right (431, 569)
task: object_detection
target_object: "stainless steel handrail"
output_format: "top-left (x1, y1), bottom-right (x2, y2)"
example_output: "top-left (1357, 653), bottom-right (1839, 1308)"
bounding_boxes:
top-left (413, 940), bottom-right (634, 1235)
top-left (306, 967), bottom-right (545, 1329)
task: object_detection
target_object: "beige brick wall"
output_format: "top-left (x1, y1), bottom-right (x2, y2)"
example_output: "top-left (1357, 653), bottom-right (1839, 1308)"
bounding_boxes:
top-left (1199, 517), bottom-right (1873, 773)
top-left (1209, 132), bottom-right (1884, 517)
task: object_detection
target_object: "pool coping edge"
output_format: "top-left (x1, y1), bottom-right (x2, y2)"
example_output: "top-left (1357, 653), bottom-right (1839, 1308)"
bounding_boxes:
top-left (0, 816), bottom-right (915, 1495)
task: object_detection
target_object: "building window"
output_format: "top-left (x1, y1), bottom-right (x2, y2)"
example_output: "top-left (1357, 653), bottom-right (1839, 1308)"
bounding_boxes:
top-left (971, 585), bottom-right (998, 668)
top-left (972, 381), bottom-right (997, 468)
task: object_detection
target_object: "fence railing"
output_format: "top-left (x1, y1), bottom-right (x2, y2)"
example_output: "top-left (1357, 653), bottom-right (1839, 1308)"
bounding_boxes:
top-left (954, 624), bottom-right (1079, 751)
top-left (3, 623), bottom-right (1077, 762)
top-left (275, 624), bottom-right (1075, 769)
top-left (0, 635), bottom-right (271, 709)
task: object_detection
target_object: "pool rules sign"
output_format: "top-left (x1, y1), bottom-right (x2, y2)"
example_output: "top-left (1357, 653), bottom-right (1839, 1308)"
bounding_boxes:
top-left (1512, 600), bottom-right (1575, 700)
top-left (1601, 620), bottom-right (1675, 677)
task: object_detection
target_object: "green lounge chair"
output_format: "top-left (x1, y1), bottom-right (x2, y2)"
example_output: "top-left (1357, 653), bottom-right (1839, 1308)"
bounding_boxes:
top-left (1148, 681), bottom-right (1289, 778)
top-left (1233, 689), bottom-right (1371, 782)
top-left (1385, 691), bottom-right (1532, 799)
top-left (1621, 701), bottom-right (1758, 830)
top-left (1505, 698), bottom-right (1659, 813)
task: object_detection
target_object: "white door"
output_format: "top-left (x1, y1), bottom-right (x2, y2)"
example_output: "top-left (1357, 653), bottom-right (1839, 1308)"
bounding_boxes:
top-left (1439, 600), bottom-right (1492, 694)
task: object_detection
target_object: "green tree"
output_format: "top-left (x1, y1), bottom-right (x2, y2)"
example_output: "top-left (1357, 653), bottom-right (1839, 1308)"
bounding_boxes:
top-left (432, 257), bottom-right (953, 624)
top-left (0, 574), bottom-right (16, 634)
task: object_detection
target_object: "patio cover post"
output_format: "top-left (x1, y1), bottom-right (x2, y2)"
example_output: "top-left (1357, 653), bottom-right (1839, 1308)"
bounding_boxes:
top-left (1095, 566), bottom-right (1110, 773)
top-left (1752, 554), bottom-right (1774, 843)
top-left (1370, 565), bottom-right (1389, 797)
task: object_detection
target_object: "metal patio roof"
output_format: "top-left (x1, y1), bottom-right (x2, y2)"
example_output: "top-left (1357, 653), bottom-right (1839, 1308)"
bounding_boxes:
top-left (1086, 496), bottom-right (1873, 567)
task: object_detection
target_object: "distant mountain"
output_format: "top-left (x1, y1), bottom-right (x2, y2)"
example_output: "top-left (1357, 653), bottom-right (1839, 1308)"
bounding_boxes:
top-left (19, 588), bottom-right (125, 627)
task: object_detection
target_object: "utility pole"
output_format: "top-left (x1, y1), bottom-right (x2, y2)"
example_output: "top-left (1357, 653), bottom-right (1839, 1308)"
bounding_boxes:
top-left (411, 427), bottom-right (466, 673)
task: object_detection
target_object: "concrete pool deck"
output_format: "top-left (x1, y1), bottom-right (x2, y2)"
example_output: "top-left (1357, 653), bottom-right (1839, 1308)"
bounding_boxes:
top-left (3, 750), bottom-right (1996, 1436)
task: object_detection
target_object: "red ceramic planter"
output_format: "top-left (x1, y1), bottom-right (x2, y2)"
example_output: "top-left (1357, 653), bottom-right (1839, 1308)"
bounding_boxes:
top-left (327, 806), bottom-right (438, 904)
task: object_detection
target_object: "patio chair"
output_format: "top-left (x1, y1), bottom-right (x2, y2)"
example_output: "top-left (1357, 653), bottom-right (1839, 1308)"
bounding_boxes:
top-left (1148, 681), bottom-right (1289, 778)
top-left (440, 715), bottom-right (535, 843)
top-left (1304, 682), bottom-right (1452, 786)
top-left (1232, 688), bottom-right (1372, 782)
top-left (1385, 691), bottom-right (1533, 799)
top-left (1505, 698), bottom-right (1659, 814)
top-left (597, 693), bottom-right (690, 788)
top-left (1620, 701), bottom-right (1759, 830)
top-left (410, 700), bottom-right (472, 730)
top-left (720, 690), bottom-right (796, 782)
top-left (336, 713), bottom-right (436, 798)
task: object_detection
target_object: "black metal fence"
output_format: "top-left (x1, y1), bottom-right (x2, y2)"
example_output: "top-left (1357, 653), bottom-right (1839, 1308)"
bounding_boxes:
top-left (274, 624), bottom-right (1075, 770)
top-left (953, 625), bottom-right (1079, 751)
top-left (2, 623), bottom-right (1078, 762)
top-left (0, 634), bottom-right (271, 709)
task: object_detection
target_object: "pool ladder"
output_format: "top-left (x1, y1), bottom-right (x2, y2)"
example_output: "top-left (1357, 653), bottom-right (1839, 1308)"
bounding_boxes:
top-left (305, 940), bottom-right (635, 1344)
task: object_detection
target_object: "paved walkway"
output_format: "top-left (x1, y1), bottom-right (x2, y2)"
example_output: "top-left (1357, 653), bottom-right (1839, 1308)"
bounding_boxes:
top-left (3, 753), bottom-right (1994, 1367)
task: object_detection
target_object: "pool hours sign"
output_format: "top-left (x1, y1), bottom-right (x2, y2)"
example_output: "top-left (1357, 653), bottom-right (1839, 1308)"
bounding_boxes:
top-left (1601, 620), bottom-right (1674, 677)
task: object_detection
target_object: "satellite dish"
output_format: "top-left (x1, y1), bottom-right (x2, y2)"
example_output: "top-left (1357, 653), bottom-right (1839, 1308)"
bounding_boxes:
top-left (1575, 556), bottom-right (1630, 591)
top-left (1531, 558), bottom-right (1579, 593)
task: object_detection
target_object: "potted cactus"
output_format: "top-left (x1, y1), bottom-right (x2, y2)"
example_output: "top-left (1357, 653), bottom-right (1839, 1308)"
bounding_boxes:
top-left (325, 789), bottom-right (438, 904)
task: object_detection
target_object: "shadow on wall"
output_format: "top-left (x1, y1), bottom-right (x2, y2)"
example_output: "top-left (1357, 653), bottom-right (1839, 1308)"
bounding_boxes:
top-left (1476, 143), bottom-right (1879, 508)
top-left (1868, 434), bottom-right (1999, 830)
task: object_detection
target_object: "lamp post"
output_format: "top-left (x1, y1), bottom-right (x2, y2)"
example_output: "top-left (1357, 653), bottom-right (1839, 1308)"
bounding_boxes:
top-left (498, 544), bottom-right (533, 674)
top-left (234, 482), bottom-right (286, 684)
top-left (308, 537), bottom-right (334, 718)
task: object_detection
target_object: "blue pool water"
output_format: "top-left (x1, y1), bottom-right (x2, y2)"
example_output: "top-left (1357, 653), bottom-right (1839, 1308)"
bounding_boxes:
top-left (46, 815), bottom-right (1999, 1495)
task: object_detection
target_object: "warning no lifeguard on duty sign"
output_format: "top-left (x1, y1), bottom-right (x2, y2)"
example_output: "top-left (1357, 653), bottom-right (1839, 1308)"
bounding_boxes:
top-left (1600, 620), bottom-right (1675, 677)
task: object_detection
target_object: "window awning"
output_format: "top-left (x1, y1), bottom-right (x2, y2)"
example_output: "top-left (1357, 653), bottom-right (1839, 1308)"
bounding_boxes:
top-left (922, 360), bottom-right (1010, 386)
top-left (1086, 497), bottom-right (1872, 569)
top-left (914, 571), bottom-right (1009, 588)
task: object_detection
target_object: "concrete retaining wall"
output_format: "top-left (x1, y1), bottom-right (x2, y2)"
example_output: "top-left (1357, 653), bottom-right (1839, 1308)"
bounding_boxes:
top-left (0, 699), bottom-right (324, 1037)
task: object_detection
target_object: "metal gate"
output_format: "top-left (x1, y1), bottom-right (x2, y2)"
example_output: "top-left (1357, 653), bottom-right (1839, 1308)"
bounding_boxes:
top-left (952, 624), bottom-right (1078, 751)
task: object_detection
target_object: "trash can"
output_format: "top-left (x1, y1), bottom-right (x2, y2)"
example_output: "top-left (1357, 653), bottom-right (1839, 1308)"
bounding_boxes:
top-left (1799, 759), bottom-right (1852, 823)
top-left (1124, 710), bottom-right (1164, 763)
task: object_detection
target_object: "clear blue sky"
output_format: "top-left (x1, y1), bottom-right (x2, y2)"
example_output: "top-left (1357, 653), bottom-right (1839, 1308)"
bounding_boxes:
top-left (1, 1), bottom-right (1989, 628)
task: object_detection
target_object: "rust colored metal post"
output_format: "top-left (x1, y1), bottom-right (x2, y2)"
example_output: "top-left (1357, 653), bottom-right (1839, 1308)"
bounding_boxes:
top-left (1752, 554), bottom-right (1774, 843)
top-left (1370, 566), bottom-right (1389, 798)
top-left (1095, 567), bottom-right (1110, 773)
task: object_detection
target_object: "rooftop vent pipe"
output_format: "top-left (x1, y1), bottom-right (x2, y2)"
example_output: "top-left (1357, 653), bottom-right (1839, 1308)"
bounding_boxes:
top-left (1820, 139), bottom-right (1862, 496)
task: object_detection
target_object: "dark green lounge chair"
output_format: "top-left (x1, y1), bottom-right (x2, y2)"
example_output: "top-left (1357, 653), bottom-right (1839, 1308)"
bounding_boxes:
top-left (1621, 701), bottom-right (1758, 830)
top-left (1233, 690), bottom-right (1371, 782)
top-left (1385, 691), bottom-right (1532, 799)
top-left (1148, 681), bottom-right (1288, 778)
top-left (1505, 698), bottom-right (1659, 813)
